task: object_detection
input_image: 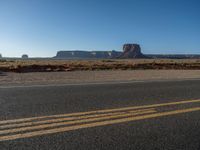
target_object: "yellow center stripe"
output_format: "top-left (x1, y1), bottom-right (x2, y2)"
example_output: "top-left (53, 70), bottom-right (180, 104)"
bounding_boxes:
top-left (0, 109), bottom-right (156, 135)
top-left (0, 99), bottom-right (199, 142)
top-left (0, 108), bottom-right (154, 130)
top-left (0, 107), bottom-right (199, 142)
top-left (1, 99), bottom-right (200, 125)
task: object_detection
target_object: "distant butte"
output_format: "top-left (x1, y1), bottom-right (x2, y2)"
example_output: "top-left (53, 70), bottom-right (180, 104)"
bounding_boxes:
top-left (54, 44), bottom-right (200, 59)
top-left (54, 44), bottom-right (146, 59)
top-left (119, 44), bottom-right (146, 58)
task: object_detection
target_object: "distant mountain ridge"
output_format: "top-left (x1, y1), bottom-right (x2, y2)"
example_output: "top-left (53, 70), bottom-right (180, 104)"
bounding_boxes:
top-left (54, 44), bottom-right (200, 59)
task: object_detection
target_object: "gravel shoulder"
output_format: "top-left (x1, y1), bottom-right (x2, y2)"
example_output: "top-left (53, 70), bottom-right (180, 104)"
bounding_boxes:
top-left (1, 70), bottom-right (200, 86)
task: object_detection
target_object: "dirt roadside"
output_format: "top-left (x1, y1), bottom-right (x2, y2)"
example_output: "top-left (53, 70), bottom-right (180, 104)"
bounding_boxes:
top-left (0, 70), bottom-right (200, 86)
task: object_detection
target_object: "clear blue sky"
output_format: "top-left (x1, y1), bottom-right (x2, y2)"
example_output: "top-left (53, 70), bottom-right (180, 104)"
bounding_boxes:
top-left (0, 0), bottom-right (199, 57)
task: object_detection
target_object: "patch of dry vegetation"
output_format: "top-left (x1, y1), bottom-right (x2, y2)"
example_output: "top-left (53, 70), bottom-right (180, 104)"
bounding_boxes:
top-left (0, 59), bottom-right (200, 73)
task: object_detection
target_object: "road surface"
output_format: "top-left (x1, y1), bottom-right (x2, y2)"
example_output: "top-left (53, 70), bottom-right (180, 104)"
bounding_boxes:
top-left (0, 79), bottom-right (200, 150)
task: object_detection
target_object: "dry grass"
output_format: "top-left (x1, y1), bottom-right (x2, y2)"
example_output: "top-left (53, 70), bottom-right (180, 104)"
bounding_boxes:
top-left (1, 59), bottom-right (200, 73)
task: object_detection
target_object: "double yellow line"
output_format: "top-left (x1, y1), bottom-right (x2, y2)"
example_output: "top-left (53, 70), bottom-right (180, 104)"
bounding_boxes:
top-left (0, 99), bottom-right (200, 142)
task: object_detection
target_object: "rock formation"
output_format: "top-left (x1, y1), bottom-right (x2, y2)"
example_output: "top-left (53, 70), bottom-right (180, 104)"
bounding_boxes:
top-left (22, 54), bottom-right (29, 59)
top-left (55, 50), bottom-right (122, 59)
top-left (54, 44), bottom-right (146, 59)
top-left (53, 43), bottom-right (200, 59)
top-left (119, 44), bottom-right (146, 58)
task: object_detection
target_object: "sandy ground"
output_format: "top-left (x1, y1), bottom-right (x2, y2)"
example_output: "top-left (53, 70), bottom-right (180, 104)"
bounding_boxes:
top-left (1, 70), bottom-right (200, 86)
top-left (1, 59), bottom-right (200, 72)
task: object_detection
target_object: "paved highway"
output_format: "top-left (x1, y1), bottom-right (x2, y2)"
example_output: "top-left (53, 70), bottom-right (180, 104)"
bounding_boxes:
top-left (0, 79), bottom-right (200, 150)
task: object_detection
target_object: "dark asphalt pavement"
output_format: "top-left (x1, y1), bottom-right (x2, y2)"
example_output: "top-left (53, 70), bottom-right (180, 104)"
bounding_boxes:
top-left (0, 79), bottom-right (200, 150)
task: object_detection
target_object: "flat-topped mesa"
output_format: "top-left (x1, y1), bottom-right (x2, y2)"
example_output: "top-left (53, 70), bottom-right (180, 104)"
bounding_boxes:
top-left (119, 44), bottom-right (146, 58)
top-left (54, 43), bottom-right (147, 59)
top-left (55, 50), bottom-right (122, 59)
top-left (56, 51), bottom-right (92, 58)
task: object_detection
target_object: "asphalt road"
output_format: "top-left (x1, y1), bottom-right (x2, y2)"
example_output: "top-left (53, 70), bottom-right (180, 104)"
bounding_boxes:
top-left (0, 79), bottom-right (200, 150)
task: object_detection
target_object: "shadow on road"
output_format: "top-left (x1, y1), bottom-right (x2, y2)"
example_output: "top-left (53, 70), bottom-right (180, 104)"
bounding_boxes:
top-left (0, 71), bottom-right (7, 76)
